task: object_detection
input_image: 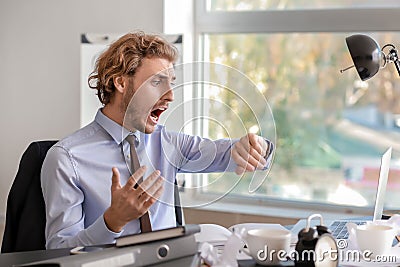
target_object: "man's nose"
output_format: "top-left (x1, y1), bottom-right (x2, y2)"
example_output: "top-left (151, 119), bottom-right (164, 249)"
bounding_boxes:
top-left (162, 87), bottom-right (174, 102)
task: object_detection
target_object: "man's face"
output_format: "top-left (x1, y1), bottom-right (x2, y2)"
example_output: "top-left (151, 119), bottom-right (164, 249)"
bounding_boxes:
top-left (122, 57), bottom-right (176, 134)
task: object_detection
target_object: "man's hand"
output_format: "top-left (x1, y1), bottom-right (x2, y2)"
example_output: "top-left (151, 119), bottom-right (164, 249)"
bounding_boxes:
top-left (232, 133), bottom-right (269, 175)
top-left (104, 166), bottom-right (164, 233)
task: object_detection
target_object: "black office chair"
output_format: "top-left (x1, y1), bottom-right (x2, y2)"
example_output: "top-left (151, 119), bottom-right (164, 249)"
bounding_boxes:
top-left (1, 140), bottom-right (183, 253)
top-left (1, 141), bottom-right (57, 253)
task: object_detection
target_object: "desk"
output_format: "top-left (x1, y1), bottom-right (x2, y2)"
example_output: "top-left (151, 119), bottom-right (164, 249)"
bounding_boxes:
top-left (0, 223), bottom-right (293, 267)
top-left (0, 248), bottom-right (291, 267)
top-left (0, 248), bottom-right (71, 267)
top-left (3, 218), bottom-right (396, 267)
top-left (0, 248), bottom-right (202, 267)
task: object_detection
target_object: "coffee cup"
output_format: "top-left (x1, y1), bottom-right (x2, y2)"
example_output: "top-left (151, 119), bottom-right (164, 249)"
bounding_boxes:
top-left (348, 223), bottom-right (396, 258)
top-left (242, 228), bottom-right (291, 265)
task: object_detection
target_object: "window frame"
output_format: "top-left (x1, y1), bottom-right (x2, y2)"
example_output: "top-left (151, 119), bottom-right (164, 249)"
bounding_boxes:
top-left (186, 0), bottom-right (400, 215)
top-left (195, 2), bottom-right (399, 33)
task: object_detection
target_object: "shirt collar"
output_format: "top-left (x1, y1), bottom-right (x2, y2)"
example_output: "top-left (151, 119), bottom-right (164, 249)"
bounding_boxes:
top-left (95, 109), bottom-right (140, 145)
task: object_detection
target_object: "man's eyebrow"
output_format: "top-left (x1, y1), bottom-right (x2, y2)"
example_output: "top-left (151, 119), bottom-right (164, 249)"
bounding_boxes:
top-left (154, 73), bottom-right (176, 81)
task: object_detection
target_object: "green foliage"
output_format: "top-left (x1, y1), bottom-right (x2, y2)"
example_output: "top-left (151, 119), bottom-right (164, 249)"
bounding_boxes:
top-left (206, 32), bottom-right (400, 172)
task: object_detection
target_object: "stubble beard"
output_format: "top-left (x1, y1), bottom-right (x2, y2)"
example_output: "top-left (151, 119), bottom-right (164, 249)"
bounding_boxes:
top-left (121, 89), bottom-right (141, 132)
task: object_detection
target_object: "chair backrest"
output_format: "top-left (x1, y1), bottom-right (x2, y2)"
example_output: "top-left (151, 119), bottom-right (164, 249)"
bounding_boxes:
top-left (1, 141), bottom-right (57, 253)
top-left (1, 140), bottom-right (184, 253)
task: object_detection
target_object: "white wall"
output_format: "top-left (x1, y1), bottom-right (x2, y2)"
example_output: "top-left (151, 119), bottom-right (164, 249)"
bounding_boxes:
top-left (0, 0), bottom-right (164, 217)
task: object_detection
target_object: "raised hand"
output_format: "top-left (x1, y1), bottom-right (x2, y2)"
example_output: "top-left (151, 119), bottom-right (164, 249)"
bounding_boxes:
top-left (232, 133), bottom-right (269, 175)
top-left (103, 166), bottom-right (164, 232)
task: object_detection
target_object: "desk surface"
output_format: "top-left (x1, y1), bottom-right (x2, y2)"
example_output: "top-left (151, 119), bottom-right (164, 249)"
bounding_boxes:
top-left (0, 248), bottom-right (295, 267)
top-left (0, 248), bottom-right (71, 267)
top-left (0, 248), bottom-right (205, 267)
top-left (0, 218), bottom-right (385, 267)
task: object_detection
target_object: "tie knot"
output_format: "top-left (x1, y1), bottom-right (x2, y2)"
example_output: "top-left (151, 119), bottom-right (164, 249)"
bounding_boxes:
top-left (125, 134), bottom-right (137, 146)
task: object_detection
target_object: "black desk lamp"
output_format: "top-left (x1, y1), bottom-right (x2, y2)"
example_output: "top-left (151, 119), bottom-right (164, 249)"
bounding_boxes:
top-left (341, 34), bottom-right (400, 81)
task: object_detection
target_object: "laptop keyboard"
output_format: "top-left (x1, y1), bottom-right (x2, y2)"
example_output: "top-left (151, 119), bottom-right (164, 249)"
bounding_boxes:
top-left (330, 221), bottom-right (366, 239)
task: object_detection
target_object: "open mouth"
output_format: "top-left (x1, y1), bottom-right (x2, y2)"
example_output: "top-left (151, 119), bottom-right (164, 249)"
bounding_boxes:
top-left (149, 107), bottom-right (167, 124)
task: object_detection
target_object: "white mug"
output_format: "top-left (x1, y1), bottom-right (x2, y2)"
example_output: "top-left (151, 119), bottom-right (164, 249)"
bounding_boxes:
top-left (242, 228), bottom-right (291, 265)
top-left (348, 223), bottom-right (396, 258)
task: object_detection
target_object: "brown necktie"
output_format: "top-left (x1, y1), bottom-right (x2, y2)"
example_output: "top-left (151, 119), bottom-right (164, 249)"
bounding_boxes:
top-left (125, 135), bottom-right (152, 233)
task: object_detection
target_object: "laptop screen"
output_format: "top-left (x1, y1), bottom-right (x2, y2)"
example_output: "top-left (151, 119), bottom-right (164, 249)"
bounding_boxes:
top-left (373, 147), bottom-right (392, 221)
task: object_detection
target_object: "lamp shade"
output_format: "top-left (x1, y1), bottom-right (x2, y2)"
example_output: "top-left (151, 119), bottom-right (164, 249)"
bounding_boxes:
top-left (345, 34), bottom-right (382, 81)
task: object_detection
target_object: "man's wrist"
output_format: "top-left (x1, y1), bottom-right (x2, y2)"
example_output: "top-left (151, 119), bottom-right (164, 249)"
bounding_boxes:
top-left (104, 208), bottom-right (123, 233)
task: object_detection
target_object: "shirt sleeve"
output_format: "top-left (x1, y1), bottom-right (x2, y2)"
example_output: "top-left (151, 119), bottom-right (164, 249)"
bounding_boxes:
top-left (170, 133), bottom-right (238, 173)
top-left (163, 131), bottom-right (274, 173)
top-left (41, 145), bottom-right (122, 249)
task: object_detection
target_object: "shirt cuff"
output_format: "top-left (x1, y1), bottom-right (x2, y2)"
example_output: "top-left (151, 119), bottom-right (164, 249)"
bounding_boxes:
top-left (85, 215), bottom-right (124, 245)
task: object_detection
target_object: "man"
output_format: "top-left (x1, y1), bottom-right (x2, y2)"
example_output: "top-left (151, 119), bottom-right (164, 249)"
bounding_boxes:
top-left (41, 31), bottom-right (274, 249)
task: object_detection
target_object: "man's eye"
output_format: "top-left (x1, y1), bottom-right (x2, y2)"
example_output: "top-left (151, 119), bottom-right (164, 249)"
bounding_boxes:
top-left (152, 80), bottom-right (161, 86)
top-left (170, 81), bottom-right (176, 87)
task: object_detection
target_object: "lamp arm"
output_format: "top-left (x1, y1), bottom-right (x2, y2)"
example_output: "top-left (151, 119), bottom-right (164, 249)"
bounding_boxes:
top-left (382, 44), bottom-right (396, 50)
top-left (389, 48), bottom-right (400, 77)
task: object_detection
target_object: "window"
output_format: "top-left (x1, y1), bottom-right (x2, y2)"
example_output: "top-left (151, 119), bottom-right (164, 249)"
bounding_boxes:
top-left (191, 0), bottom-right (400, 212)
top-left (207, 0), bottom-right (400, 11)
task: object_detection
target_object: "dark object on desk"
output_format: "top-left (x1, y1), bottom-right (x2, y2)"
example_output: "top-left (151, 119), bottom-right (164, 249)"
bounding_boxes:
top-left (116, 224), bottom-right (200, 247)
top-left (1, 140), bottom-right (57, 253)
top-left (295, 214), bottom-right (338, 267)
top-left (383, 209), bottom-right (400, 219)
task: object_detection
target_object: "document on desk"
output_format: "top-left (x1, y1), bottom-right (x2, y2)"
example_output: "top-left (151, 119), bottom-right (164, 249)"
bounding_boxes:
top-left (195, 223), bottom-right (289, 261)
top-left (17, 234), bottom-right (199, 267)
top-left (195, 222), bottom-right (288, 244)
top-left (116, 224), bottom-right (200, 247)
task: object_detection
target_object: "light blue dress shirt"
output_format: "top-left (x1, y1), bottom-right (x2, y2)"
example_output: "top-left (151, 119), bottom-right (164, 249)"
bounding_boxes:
top-left (41, 109), bottom-right (273, 249)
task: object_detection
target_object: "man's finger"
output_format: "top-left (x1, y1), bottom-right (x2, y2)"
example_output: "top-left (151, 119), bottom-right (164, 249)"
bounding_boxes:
top-left (143, 185), bottom-right (165, 210)
top-left (249, 146), bottom-right (267, 167)
top-left (239, 136), bottom-right (250, 151)
top-left (111, 167), bottom-right (122, 192)
top-left (235, 143), bottom-right (264, 169)
top-left (135, 170), bottom-right (161, 195)
top-left (248, 134), bottom-right (268, 166)
top-left (248, 133), bottom-right (263, 155)
top-left (125, 166), bottom-right (147, 190)
top-left (259, 138), bottom-right (269, 157)
top-left (232, 148), bottom-right (253, 170)
top-left (235, 166), bottom-right (246, 175)
top-left (140, 176), bottom-right (164, 200)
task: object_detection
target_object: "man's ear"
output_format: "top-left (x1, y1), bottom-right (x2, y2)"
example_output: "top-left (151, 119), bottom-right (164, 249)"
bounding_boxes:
top-left (113, 76), bottom-right (126, 93)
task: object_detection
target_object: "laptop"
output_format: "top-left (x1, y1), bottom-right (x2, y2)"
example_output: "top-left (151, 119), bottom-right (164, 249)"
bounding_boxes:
top-left (290, 147), bottom-right (392, 240)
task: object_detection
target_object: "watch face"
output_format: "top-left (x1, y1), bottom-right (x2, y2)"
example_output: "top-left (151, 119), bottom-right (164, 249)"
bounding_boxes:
top-left (314, 234), bottom-right (339, 267)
